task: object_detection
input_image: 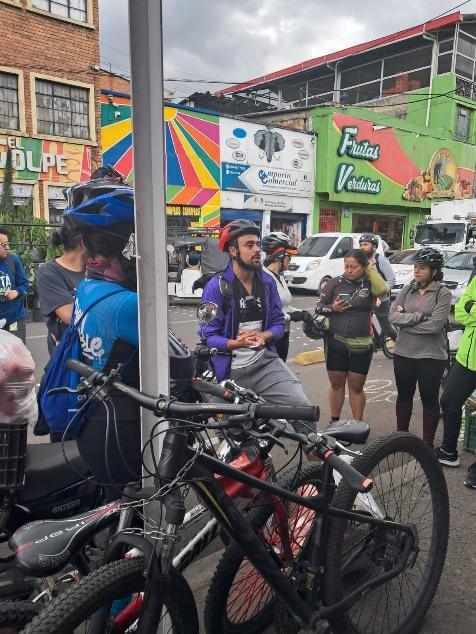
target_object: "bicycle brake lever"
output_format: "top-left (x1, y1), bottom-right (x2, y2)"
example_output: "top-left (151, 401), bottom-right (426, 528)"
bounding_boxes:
top-left (249, 430), bottom-right (286, 451)
top-left (47, 386), bottom-right (84, 395)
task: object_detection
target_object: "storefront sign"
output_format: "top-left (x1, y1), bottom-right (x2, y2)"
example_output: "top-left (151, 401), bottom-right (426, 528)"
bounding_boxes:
top-left (335, 163), bottom-right (381, 194)
top-left (334, 126), bottom-right (382, 196)
top-left (1, 136), bottom-right (67, 175)
top-left (337, 126), bottom-right (380, 161)
top-left (166, 204), bottom-right (201, 218)
top-left (0, 135), bottom-right (91, 183)
top-left (244, 194), bottom-right (292, 212)
top-left (220, 118), bottom-right (315, 199)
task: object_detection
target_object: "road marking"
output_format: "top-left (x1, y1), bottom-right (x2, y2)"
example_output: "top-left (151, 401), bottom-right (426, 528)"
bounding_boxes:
top-left (170, 319), bottom-right (197, 324)
top-left (27, 334), bottom-right (47, 340)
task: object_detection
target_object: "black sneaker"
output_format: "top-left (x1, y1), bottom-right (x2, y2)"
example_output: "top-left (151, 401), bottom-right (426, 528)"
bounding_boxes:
top-left (464, 463), bottom-right (476, 488)
top-left (435, 447), bottom-right (460, 467)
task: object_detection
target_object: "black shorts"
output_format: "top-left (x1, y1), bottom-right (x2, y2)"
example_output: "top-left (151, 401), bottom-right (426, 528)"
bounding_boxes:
top-left (325, 336), bottom-right (373, 376)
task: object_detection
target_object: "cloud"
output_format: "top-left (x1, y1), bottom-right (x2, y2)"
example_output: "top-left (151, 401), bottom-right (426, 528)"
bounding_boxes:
top-left (98, 0), bottom-right (476, 97)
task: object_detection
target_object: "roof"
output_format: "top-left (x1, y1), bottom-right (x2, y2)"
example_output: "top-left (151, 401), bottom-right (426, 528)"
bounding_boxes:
top-left (219, 11), bottom-right (462, 95)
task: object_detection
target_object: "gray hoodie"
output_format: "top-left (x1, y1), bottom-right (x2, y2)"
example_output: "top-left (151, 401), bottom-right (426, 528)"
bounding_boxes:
top-left (389, 282), bottom-right (452, 360)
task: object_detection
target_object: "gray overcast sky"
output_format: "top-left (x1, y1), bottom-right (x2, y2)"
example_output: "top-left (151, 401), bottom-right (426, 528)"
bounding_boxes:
top-left (98, 0), bottom-right (476, 99)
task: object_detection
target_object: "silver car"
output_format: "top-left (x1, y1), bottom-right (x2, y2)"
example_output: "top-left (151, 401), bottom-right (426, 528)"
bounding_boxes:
top-left (442, 251), bottom-right (476, 305)
top-left (390, 249), bottom-right (458, 300)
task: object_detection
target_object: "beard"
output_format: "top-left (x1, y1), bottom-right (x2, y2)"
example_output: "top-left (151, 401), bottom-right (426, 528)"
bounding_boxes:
top-left (236, 253), bottom-right (262, 272)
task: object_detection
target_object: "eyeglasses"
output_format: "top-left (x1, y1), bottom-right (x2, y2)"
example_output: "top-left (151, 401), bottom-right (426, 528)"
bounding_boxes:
top-left (0, 242), bottom-right (9, 249)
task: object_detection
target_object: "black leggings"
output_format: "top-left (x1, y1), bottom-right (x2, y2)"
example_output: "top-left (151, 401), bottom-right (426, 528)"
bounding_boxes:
top-left (393, 354), bottom-right (446, 443)
top-left (440, 361), bottom-right (476, 453)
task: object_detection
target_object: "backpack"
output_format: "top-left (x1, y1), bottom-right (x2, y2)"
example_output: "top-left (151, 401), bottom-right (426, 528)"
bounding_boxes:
top-left (38, 289), bottom-right (127, 438)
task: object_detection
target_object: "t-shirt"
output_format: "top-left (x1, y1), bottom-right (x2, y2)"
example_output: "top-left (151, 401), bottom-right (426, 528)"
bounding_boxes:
top-left (74, 279), bottom-right (139, 384)
top-left (231, 276), bottom-right (265, 369)
top-left (37, 259), bottom-right (85, 355)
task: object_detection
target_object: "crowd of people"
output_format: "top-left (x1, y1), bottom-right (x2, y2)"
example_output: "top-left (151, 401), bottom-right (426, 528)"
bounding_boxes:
top-left (0, 176), bottom-right (475, 491)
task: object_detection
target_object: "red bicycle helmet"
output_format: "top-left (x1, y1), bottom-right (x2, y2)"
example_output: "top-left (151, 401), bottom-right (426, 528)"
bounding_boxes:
top-left (218, 219), bottom-right (260, 252)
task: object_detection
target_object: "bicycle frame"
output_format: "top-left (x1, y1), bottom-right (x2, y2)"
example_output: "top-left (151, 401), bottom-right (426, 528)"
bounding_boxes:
top-left (106, 426), bottom-right (417, 633)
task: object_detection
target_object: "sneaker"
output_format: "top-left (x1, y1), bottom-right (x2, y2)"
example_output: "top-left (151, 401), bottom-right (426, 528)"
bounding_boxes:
top-left (464, 463), bottom-right (476, 488)
top-left (435, 447), bottom-right (460, 467)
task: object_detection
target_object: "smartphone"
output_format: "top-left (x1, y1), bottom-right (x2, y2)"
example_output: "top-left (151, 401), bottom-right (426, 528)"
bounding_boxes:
top-left (338, 293), bottom-right (350, 303)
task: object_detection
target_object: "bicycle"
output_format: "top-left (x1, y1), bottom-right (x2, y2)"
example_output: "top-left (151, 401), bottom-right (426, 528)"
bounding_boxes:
top-left (371, 311), bottom-right (395, 359)
top-left (25, 360), bottom-right (449, 634)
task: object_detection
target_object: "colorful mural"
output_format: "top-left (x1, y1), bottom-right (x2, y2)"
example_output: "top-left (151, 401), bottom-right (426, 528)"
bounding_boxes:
top-left (164, 105), bottom-right (220, 226)
top-left (0, 135), bottom-right (91, 183)
top-left (100, 93), bottom-right (133, 181)
top-left (101, 98), bottom-right (221, 226)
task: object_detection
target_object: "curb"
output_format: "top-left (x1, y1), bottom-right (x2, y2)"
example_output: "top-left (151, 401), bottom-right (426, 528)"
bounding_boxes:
top-left (293, 348), bottom-right (325, 365)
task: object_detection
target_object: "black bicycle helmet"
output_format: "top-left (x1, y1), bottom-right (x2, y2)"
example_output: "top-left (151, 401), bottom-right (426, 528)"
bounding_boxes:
top-left (302, 311), bottom-right (329, 340)
top-left (359, 233), bottom-right (379, 247)
top-left (169, 330), bottom-right (196, 381)
top-left (64, 179), bottom-right (134, 227)
top-left (412, 248), bottom-right (445, 267)
top-left (218, 219), bottom-right (260, 252)
top-left (262, 232), bottom-right (296, 255)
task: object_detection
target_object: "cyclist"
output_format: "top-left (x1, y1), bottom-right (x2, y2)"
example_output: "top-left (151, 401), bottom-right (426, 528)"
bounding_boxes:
top-left (389, 248), bottom-right (451, 446)
top-left (435, 274), bottom-right (476, 488)
top-left (37, 216), bottom-right (87, 355)
top-left (262, 231), bottom-right (302, 362)
top-left (63, 179), bottom-right (195, 492)
top-left (315, 249), bottom-right (388, 423)
top-left (359, 233), bottom-right (396, 340)
top-left (199, 219), bottom-right (315, 432)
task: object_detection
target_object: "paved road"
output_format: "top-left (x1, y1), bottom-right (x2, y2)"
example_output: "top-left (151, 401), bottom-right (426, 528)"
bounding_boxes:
top-left (24, 293), bottom-right (476, 633)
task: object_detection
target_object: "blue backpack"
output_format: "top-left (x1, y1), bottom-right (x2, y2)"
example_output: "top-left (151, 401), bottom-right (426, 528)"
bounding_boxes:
top-left (39, 289), bottom-right (127, 437)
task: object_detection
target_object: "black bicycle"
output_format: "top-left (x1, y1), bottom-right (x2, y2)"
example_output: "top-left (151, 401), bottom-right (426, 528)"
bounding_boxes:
top-left (24, 360), bottom-right (449, 634)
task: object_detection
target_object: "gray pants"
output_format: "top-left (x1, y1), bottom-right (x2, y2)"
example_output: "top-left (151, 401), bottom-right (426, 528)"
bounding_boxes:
top-left (2, 317), bottom-right (26, 344)
top-left (230, 348), bottom-right (316, 434)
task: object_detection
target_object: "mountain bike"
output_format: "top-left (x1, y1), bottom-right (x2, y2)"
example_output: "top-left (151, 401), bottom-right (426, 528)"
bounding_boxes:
top-left (371, 311), bottom-right (395, 359)
top-left (24, 360), bottom-right (449, 634)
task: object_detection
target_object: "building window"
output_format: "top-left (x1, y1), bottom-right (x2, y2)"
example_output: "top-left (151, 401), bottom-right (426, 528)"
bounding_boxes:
top-left (0, 72), bottom-right (19, 130)
top-left (455, 106), bottom-right (471, 141)
top-left (35, 79), bottom-right (90, 139)
top-left (32, 0), bottom-right (87, 23)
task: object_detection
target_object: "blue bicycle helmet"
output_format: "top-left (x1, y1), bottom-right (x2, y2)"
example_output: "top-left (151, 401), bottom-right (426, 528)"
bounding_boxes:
top-left (63, 179), bottom-right (134, 227)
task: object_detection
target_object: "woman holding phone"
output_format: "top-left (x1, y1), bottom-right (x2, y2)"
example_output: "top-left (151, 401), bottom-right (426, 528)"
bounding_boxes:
top-left (315, 249), bottom-right (388, 423)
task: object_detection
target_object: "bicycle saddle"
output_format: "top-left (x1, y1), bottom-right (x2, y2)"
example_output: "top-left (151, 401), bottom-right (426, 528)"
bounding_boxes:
top-left (10, 502), bottom-right (120, 577)
top-left (325, 419), bottom-right (370, 445)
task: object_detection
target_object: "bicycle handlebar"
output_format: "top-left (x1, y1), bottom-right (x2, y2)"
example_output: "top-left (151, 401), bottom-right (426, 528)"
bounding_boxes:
top-left (66, 359), bottom-right (319, 421)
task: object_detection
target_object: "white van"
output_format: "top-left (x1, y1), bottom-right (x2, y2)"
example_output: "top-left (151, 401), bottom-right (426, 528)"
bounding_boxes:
top-left (284, 232), bottom-right (384, 293)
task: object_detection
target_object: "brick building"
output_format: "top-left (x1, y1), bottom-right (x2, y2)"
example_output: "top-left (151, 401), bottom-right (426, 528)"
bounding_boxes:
top-left (0, 0), bottom-right (101, 220)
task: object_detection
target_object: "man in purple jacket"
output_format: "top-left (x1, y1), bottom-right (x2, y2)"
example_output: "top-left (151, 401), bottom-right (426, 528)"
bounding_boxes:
top-left (199, 219), bottom-right (314, 433)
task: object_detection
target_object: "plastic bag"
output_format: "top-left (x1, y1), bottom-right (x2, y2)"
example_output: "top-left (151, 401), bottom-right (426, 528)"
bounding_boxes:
top-left (0, 330), bottom-right (37, 426)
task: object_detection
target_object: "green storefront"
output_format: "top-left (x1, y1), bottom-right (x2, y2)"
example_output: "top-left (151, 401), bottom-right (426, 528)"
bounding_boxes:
top-left (311, 78), bottom-right (476, 250)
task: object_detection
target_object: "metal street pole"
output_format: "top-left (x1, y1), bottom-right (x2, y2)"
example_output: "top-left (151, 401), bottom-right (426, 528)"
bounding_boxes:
top-left (128, 1), bottom-right (169, 475)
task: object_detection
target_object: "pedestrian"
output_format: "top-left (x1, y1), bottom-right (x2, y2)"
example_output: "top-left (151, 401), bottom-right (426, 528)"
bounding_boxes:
top-left (359, 233), bottom-right (397, 340)
top-left (389, 248), bottom-right (451, 446)
top-left (200, 219), bottom-right (315, 434)
top-left (261, 231), bottom-right (302, 362)
top-left (315, 248), bottom-right (389, 423)
top-left (0, 226), bottom-right (29, 344)
top-left (37, 216), bottom-right (87, 355)
top-left (435, 274), bottom-right (476, 488)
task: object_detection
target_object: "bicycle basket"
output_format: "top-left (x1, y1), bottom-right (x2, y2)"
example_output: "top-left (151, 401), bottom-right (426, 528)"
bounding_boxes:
top-left (0, 422), bottom-right (28, 491)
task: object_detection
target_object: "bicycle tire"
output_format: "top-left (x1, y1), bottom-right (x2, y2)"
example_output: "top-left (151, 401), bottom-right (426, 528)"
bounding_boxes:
top-left (22, 557), bottom-right (199, 634)
top-left (0, 600), bottom-right (39, 630)
top-left (381, 335), bottom-right (394, 359)
top-left (323, 432), bottom-right (449, 634)
top-left (204, 462), bottom-right (322, 634)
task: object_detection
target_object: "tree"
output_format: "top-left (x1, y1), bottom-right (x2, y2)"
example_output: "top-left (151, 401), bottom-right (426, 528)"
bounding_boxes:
top-left (0, 148), bottom-right (15, 219)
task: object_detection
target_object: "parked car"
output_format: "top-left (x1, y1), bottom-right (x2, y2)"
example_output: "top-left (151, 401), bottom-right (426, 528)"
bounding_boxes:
top-left (284, 232), bottom-right (385, 294)
top-left (442, 250), bottom-right (476, 305)
top-left (390, 248), bottom-right (457, 300)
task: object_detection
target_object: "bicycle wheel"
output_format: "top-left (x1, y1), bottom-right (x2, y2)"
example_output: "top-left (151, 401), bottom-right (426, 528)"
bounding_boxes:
top-left (22, 557), bottom-right (199, 634)
top-left (0, 600), bottom-right (39, 631)
top-left (204, 462), bottom-right (321, 634)
top-left (381, 335), bottom-right (394, 359)
top-left (324, 432), bottom-right (449, 634)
